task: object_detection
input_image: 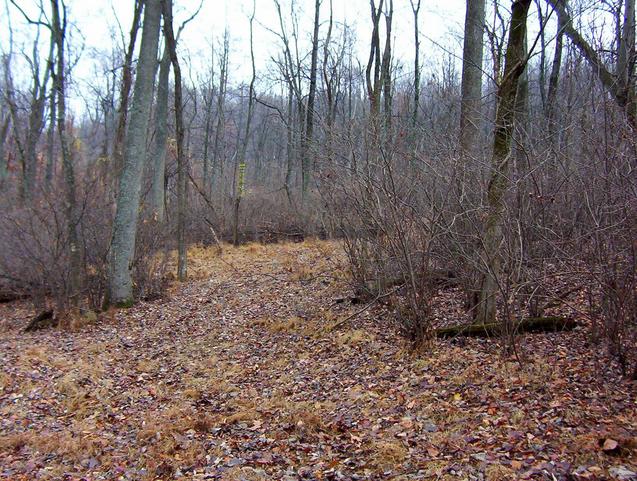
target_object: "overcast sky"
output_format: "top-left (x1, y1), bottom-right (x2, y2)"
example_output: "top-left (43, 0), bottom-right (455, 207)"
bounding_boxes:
top-left (4, 0), bottom-right (569, 115)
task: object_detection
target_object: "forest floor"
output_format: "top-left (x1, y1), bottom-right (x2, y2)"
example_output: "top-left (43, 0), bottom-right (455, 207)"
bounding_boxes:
top-left (0, 240), bottom-right (636, 481)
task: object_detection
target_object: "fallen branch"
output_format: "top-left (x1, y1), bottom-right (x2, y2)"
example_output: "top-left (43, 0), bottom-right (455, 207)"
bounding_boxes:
top-left (435, 316), bottom-right (576, 339)
top-left (329, 285), bottom-right (403, 331)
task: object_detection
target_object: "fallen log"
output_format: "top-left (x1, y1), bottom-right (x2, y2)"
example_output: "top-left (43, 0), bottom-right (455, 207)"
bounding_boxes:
top-left (435, 316), bottom-right (576, 339)
top-left (24, 310), bottom-right (57, 332)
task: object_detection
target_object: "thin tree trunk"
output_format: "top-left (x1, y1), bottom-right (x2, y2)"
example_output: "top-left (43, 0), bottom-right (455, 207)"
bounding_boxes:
top-left (381, 0), bottom-right (393, 132)
top-left (366, 0), bottom-right (384, 119)
top-left (0, 115), bottom-right (9, 188)
top-left (410, 0), bottom-right (421, 129)
top-left (233, 1), bottom-right (256, 246)
top-left (285, 82), bottom-right (294, 202)
top-left (112, 0), bottom-right (142, 183)
top-left (45, 85), bottom-right (56, 188)
top-left (202, 45), bottom-right (215, 194)
top-left (211, 30), bottom-right (229, 192)
top-left (546, 12), bottom-right (564, 151)
top-left (109, 0), bottom-right (162, 306)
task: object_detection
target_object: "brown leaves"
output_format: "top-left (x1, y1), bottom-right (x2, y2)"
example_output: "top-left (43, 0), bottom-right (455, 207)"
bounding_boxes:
top-left (0, 241), bottom-right (636, 480)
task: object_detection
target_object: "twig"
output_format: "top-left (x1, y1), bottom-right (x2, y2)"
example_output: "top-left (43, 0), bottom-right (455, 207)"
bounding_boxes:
top-left (330, 285), bottom-right (402, 331)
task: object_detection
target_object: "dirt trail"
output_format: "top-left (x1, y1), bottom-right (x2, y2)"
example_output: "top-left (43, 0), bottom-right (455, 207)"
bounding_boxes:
top-left (0, 241), bottom-right (635, 480)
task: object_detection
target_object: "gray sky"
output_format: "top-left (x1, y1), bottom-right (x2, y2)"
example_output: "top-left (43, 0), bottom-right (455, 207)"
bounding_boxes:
top-left (4, 0), bottom-right (570, 115)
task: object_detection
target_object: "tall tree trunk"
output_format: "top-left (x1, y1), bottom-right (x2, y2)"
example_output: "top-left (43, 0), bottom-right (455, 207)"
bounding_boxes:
top-left (546, 11), bottom-right (564, 151)
top-left (161, 0), bottom-right (186, 280)
top-left (410, 0), bottom-right (421, 129)
top-left (0, 114), bottom-right (9, 188)
top-left (535, 0), bottom-right (547, 111)
top-left (150, 45), bottom-right (170, 222)
top-left (322, 0), bottom-right (336, 162)
top-left (112, 0), bottom-right (142, 184)
top-left (233, 1), bottom-right (256, 246)
top-left (381, 0), bottom-right (393, 133)
top-left (202, 45), bottom-right (215, 194)
top-left (285, 82), bottom-right (294, 202)
top-left (475, 0), bottom-right (531, 325)
top-left (108, 0), bottom-right (162, 306)
top-left (301, 0), bottom-right (321, 200)
top-left (366, 0), bottom-right (384, 119)
top-left (618, 0), bottom-right (636, 122)
top-left (211, 30), bottom-right (229, 192)
top-left (45, 85), bottom-right (56, 188)
top-left (459, 0), bottom-right (486, 159)
top-left (51, 0), bottom-right (81, 303)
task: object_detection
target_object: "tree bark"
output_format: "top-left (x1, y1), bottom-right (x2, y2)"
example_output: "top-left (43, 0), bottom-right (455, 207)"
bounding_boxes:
top-left (150, 44), bottom-right (170, 222)
top-left (232, 1), bottom-right (256, 247)
top-left (459, 0), bottom-right (486, 159)
top-left (109, 0), bottom-right (162, 306)
top-left (381, 0), bottom-right (393, 132)
top-left (112, 0), bottom-right (142, 183)
top-left (475, 0), bottom-right (531, 325)
top-left (546, 11), bottom-right (564, 152)
top-left (301, 0), bottom-right (321, 200)
top-left (0, 114), bottom-right (9, 188)
top-left (51, 0), bottom-right (81, 303)
top-left (162, 0), bottom-right (187, 280)
top-left (410, 0), bottom-right (421, 129)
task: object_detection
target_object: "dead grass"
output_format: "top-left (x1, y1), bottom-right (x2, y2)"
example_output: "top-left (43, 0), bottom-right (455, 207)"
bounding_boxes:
top-left (369, 439), bottom-right (409, 469)
top-left (0, 372), bottom-right (11, 391)
top-left (253, 315), bottom-right (325, 337)
top-left (485, 464), bottom-right (516, 481)
top-left (335, 329), bottom-right (376, 346)
top-left (1, 429), bottom-right (106, 462)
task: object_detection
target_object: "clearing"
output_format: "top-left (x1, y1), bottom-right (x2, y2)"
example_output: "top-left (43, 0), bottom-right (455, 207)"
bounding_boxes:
top-left (0, 240), bottom-right (635, 480)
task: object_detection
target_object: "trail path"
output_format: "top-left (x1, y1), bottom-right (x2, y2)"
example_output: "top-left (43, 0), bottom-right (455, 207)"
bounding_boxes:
top-left (1, 241), bottom-right (635, 480)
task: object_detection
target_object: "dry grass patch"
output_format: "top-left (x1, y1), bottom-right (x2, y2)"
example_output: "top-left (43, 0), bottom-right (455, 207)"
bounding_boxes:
top-left (369, 438), bottom-right (409, 470)
top-left (485, 464), bottom-right (517, 480)
top-left (262, 395), bottom-right (335, 434)
top-left (239, 242), bottom-right (267, 254)
top-left (335, 329), bottom-right (376, 346)
top-left (224, 466), bottom-right (270, 480)
top-left (0, 371), bottom-right (11, 391)
top-left (1, 430), bottom-right (107, 462)
top-left (253, 315), bottom-right (324, 337)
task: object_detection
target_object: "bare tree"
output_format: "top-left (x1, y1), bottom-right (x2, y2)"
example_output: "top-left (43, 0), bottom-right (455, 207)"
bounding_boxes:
top-left (232, 0), bottom-right (257, 246)
top-left (150, 45), bottom-right (170, 222)
top-left (410, 0), bottom-right (422, 128)
top-left (366, 0), bottom-right (384, 119)
top-left (112, 0), bottom-right (142, 182)
top-left (476, 0), bottom-right (532, 325)
top-left (50, 0), bottom-right (82, 302)
top-left (109, 0), bottom-right (162, 306)
top-left (4, 4), bottom-right (54, 200)
top-left (546, 0), bottom-right (637, 128)
top-left (161, 0), bottom-right (187, 280)
top-left (300, 0), bottom-right (321, 199)
top-left (459, 0), bottom-right (486, 159)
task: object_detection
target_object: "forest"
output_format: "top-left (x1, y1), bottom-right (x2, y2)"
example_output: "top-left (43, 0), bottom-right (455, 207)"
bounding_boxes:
top-left (0, 0), bottom-right (636, 479)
